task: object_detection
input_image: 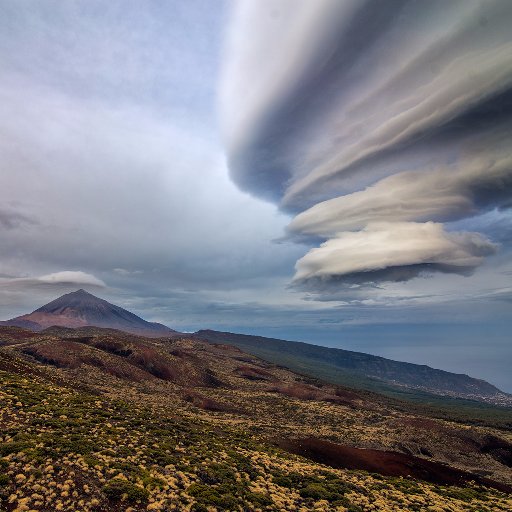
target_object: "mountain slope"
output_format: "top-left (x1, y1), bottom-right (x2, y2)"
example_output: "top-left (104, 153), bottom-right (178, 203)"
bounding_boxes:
top-left (1, 289), bottom-right (178, 337)
top-left (1, 323), bottom-right (512, 511)
top-left (3, 291), bottom-right (508, 405)
top-left (194, 329), bottom-right (511, 405)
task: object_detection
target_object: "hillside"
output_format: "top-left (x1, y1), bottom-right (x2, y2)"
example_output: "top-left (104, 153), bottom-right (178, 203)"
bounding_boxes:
top-left (3, 290), bottom-right (510, 406)
top-left (194, 330), bottom-right (511, 406)
top-left (1, 289), bottom-right (178, 338)
top-left (0, 324), bottom-right (511, 511)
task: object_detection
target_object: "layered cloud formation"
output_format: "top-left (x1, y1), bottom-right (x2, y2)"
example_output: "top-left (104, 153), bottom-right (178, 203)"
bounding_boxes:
top-left (221, 0), bottom-right (512, 290)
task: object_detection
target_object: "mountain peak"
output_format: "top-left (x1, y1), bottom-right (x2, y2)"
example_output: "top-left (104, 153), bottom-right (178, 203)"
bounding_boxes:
top-left (34, 289), bottom-right (108, 314)
top-left (2, 290), bottom-right (177, 337)
top-left (72, 288), bottom-right (89, 295)
top-left (64, 288), bottom-right (98, 298)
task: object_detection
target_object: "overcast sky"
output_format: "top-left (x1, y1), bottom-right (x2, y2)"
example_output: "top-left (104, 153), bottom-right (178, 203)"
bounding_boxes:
top-left (1, 0), bottom-right (511, 391)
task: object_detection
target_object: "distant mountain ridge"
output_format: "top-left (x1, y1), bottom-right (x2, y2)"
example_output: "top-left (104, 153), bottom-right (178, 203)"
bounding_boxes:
top-left (2, 290), bottom-right (509, 405)
top-left (1, 289), bottom-right (178, 338)
top-left (194, 330), bottom-right (511, 406)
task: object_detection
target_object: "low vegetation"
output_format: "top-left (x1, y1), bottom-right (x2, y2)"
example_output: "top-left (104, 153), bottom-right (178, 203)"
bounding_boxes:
top-left (1, 326), bottom-right (511, 511)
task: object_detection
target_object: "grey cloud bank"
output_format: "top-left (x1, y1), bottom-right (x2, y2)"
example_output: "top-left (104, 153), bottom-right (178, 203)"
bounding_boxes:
top-left (222, 0), bottom-right (512, 290)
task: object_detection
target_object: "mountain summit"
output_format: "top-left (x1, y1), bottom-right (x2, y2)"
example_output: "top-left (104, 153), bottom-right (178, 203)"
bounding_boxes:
top-left (1, 289), bottom-right (177, 337)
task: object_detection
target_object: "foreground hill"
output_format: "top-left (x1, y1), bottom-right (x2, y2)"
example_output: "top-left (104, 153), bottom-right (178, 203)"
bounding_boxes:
top-left (0, 325), bottom-right (511, 511)
top-left (0, 289), bottom-right (178, 338)
top-left (194, 330), bottom-right (512, 406)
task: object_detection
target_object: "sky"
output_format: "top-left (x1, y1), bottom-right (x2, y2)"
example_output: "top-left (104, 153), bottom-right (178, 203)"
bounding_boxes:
top-left (1, 0), bottom-right (511, 391)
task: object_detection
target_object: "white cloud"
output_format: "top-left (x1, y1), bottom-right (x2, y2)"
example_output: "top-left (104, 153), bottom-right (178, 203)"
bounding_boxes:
top-left (293, 222), bottom-right (496, 285)
top-left (37, 271), bottom-right (106, 287)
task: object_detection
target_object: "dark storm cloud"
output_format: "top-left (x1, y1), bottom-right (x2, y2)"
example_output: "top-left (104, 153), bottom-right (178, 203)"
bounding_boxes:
top-left (221, 0), bottom-right (512, 290)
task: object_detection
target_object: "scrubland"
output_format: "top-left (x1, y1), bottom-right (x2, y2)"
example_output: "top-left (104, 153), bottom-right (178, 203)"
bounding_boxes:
top-left (0, 327), bottom-right (511, 511)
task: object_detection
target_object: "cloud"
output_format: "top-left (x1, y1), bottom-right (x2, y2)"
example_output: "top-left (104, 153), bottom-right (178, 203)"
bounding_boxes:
top-left (0, 208), bottom-right (37, 230)
top-left (288, 134), bottom-right (512, 237)
top-left (0, 1), bottom-right (301, 304)
top-left (293, 222), bottom-right (497, 286)
top-left (37, 271), bottom-right (106, 287)
top-left (0, 79), bottom-right (298, 291)
top-left (113, 268), bottom-right (144, 276)
top-left (221, 0), bottom-right (512, 291)
top-left (0, 271), bottom-right (106, 289)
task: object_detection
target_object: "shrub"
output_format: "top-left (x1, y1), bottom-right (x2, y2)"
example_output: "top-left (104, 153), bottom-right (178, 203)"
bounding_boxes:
top-left (246, 491), bottom-right (272, 506)
top-left (190, 504), bottom-right (209, 512)
top-left (272, 471), bottom-right (303, 489)
top-left (228, 451), bottom-right (259, 479)
top-left (300, 483), bottom-right (330, 500)
top-left (187, 483), bottom-right (238, 510)
top-left (102, 479), bottom-right (149, 503)
top-left (197, 463), bottom-right (236, 484)
top-left (141, 475), bottom-right (166, 490)
top-left (0, 441), bottom-right (29, 456)
top-left (273, 470), bottom-right (352, 504)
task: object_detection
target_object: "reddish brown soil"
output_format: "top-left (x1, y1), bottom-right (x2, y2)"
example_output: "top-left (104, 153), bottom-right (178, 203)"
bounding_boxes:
top-left (0, 351), bottom-right (52, 378)
top-left (15, 311), bottom-right (89, 329)
top-left (277, 437), bottom-right (512, 493)
top-left (210, 342), bottom-right (244, 353)
top-left (71, 336), bottom-right (181, 381)
top-left (170, 348), bottom-right (198, 359)
top-left (21, 341), bottom-right (152, 382)
top-left (11, 329), bottom-right (228, 389)
top-left (270, 383), bottom-right (322, 400)
top-left (236, 365), bottom-right (274, 381)
top-left (332, 387), bottom-right (362, 402)
top-left (182, 390), bottom-right (241, 413)
top-left (388, 416), bottom-right (512, 468)
top-left (269, 382), bottom-right (359, 408)
top-left (0, 326), bottom-right (40, 341)
top-left (0, 351), bottom-right (98, 394)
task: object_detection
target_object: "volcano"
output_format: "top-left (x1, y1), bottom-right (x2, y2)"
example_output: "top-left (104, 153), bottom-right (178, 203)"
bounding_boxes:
top-left (1, 289), bottom-right (177, 337)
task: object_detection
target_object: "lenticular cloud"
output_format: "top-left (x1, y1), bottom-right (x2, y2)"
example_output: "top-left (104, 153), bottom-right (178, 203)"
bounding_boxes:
top-left (294, 222), bottom-right (497, 284)
top-left (220, 0), bottom-right (512, 289)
